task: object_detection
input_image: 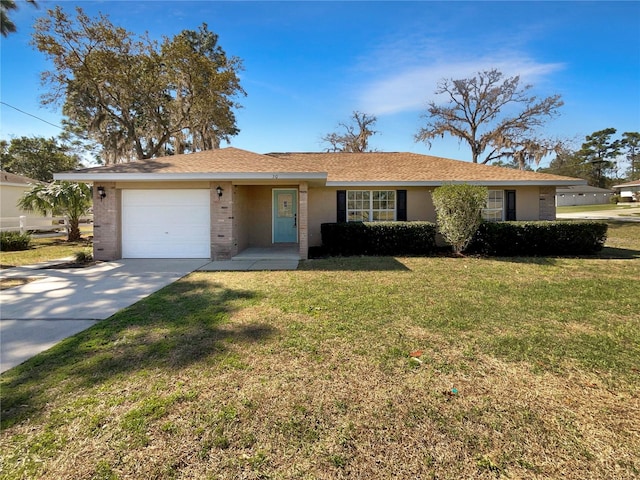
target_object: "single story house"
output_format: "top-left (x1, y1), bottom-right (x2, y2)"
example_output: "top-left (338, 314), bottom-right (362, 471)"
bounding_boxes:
top-left (55, 147), bottom-right (585, 260)
top-left (612, 180), bottom-right (640, 201)
top-left (0, 170), bottom-right (54, 232)
top-left (556, 185), bottom-right (614, 206)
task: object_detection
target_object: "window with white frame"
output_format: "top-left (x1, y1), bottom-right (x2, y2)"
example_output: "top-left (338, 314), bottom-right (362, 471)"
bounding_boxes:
top-left (482, 190), bottom-right (504, 221)
top-left (347, 190), bottom-right (396, 222)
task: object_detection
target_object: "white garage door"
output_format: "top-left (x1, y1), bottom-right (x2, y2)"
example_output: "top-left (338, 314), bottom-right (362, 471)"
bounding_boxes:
top-left (122, 189), bottom-right (210, 258)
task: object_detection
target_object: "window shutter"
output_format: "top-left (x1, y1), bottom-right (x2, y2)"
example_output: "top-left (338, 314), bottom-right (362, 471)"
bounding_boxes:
top-left (505, 190), bottom-right (516, 220)
top-left (396, 190), bottom-right (407, 221)
top-left (337, 190), bottom-right (346, 223)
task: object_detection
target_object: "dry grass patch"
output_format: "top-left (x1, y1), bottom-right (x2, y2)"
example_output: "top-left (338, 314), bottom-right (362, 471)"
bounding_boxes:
top-left (1, 222), bottom-right (639, 479)
top-left (3, 333), bottom-right (637, 478)
top-left (0, 277), bottom-right (36, 290)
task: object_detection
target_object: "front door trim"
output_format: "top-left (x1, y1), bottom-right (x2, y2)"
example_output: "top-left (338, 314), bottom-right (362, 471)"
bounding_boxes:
top-left (272, 188), bottom-right (298, 243)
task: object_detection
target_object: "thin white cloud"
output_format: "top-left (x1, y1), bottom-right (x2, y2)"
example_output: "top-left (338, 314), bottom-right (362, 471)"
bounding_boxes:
top-left (359, 56), bottom-right (565, 116)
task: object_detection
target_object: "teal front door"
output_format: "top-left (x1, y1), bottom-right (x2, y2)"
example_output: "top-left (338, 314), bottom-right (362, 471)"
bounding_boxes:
top-left (273, 189), bottom-right (298, 243)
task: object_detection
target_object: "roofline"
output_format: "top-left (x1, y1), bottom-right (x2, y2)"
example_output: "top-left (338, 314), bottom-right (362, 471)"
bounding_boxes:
top-left (326, 180), bottom-right (587, 187)
top-left (612, 182), bottom-right (640, 188)
top-left (0, 181), bottom-right (38, 187)
top-left (54, 172), bottom-right (329, 182)
top-left (556, 186), bottom-right (614, 191)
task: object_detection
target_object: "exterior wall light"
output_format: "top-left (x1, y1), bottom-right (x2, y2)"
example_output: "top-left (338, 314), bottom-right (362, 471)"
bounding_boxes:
top-left (216, 185), bottom-right (223, 198)
top-left (97, 186), bottom-right (106, 200)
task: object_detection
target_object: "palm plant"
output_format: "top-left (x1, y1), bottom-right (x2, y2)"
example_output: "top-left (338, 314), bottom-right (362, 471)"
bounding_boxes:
top-left (18, 181), bottom-right (92, 241)
top-left (1, 0), bottom-right (37, 37)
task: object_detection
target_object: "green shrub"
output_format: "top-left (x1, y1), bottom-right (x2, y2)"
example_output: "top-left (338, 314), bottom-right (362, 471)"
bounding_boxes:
top-left (74, 250), bottom-right (93, 264)
top-left (610, 194), bottom-right (620, 204)
top-left (467, 221), bottom-right (608, 256)
top-left (0, 231), bottom-right (32, 251)
top-left (321, 222), bottom-right (437, 256)
top-left (432, 184), bottom-right (488, 254)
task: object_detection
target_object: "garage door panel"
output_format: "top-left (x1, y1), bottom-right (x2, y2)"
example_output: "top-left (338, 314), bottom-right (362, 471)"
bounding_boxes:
top-left (122, 189), bottom-right (211, 258)
top-left (124, 209), bottom-right (210, 228)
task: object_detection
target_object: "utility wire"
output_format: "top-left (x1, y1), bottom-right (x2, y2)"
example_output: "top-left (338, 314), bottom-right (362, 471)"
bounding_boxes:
top-left (1, 101), bottom-right (91, 141)
top-left (0, 101), bottom-right (65, 131)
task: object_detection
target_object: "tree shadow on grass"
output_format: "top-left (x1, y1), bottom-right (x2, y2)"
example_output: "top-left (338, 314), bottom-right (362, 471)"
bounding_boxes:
top-left (0, 278), bottom-right (275, 429)
top-left (484, 246), bottom-right (640, 265)
top-left (596, 246), bottom-right (640, 259)
top-left (299, 256), bottom-right (411, 271)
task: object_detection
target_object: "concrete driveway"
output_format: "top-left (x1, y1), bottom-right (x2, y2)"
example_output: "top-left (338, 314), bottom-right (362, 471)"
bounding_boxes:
top-left (0, 258), bottom-right (209, 373)
top-left (556, 205), bottom-right (640, 222)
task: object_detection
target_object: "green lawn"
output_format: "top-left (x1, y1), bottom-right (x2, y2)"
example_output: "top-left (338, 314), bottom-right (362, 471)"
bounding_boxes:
top-left (0, 226), bottom-right (93, 268)
top-left (1, 222), bottom-right (639, 479)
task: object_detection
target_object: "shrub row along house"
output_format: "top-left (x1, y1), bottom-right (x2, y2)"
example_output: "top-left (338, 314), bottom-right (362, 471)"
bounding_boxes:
top-left (55, 147), bottom-right (585, 260)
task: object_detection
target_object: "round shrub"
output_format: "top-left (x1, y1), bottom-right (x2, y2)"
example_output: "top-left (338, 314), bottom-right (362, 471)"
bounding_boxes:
top-left (0, 231), bottom-right (32, 251)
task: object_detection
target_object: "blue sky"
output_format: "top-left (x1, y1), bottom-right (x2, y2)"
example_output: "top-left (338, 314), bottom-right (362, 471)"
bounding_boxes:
top-left (1, 1), bottom-right (639, 167)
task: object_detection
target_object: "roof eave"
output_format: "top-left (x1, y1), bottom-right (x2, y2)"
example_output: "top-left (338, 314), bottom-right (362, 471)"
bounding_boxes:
top-left (54, 172), bottom-right (585, 188)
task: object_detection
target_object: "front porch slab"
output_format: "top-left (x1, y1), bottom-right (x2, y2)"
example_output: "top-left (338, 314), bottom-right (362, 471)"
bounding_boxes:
top-left (198, 245), bottom-right (300, 271)
top-left (198, 259), bottom-right (299, 271)
top-left (232, 246), bottom-right (300, 261)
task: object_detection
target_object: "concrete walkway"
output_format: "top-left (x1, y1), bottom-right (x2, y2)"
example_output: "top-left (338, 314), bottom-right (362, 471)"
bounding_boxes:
top-left (0, 258), bottom-right (209, 373)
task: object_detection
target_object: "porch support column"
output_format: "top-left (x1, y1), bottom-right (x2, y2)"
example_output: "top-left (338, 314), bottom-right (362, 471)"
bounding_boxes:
top-left (211, 181), bottom-right (236, 260)
top-left (92, 182), bottom-right (120, 261)
top-left (299, 182), bottom-right (308, 260)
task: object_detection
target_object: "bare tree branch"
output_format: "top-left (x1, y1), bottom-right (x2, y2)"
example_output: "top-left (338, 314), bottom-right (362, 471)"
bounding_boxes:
top-left (321, 111), bottom-right (378, 153)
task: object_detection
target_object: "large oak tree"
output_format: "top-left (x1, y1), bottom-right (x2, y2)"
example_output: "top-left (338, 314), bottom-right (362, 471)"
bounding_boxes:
top-left (415, 69), bottom-right (563, 168)
top-left (32, 6), bottom-right (245, 164)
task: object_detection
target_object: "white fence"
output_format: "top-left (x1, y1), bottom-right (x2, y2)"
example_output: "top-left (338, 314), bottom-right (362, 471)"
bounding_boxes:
top-left (1, 215), bottom-right (68, 233)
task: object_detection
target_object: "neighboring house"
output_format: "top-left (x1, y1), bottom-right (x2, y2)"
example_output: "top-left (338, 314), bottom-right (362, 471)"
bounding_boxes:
top-left (0, 170), bottom-right (54, 232)
top-left (612, 180), bottom-right (640, 201)
top-left (55, 147), bottom-right (585, 261)
top-left (556, 185), bottom-right (614, 206)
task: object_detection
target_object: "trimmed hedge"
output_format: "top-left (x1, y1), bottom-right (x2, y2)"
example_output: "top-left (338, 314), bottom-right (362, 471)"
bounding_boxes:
top-left (467, 221), bottom-right (608, 256)
top-left (321, 222), bottom-right (437, 256)
top-left (0, 231), bottom-right (32, 251)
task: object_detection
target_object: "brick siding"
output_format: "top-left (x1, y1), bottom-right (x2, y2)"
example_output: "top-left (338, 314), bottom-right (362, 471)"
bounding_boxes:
top-left (210, 181), bottom-right (236, 260)
top-left (539, 186), bottom-right (556, 220)
top-left (92, 182), bottom-right (120, 261)
top-left (298, 182), bottom-right (308, 259)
